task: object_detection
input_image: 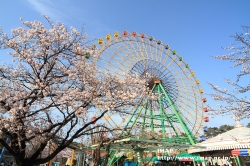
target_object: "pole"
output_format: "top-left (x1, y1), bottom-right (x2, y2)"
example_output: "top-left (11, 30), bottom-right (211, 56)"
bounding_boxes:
top-left (236, 156), bottom-right (242, 166)
top-left (202, 159), bottom-right (206, 166)
top-left (70, 150), bottom-right (75, 166)
top-left (135, 149), bottom-right (144, 166)
top-left (82, 152), bottom-right (86, 166)
top-left (77, 151), bottom-right (82, 166)
top-left (48, 143), bottom-right (57, 166)
top-left (192, 158), bottom-right (196, 166)
top-left (0, 138), bottom-right (10, 163)
top-left (233, 157), bottom-right (238, 166)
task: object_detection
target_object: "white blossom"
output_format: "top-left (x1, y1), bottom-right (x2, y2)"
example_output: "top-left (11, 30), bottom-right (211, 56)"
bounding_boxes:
top-left (209, 26), bottom-right (250, 119)
top-left (0, 16), bottom-right (150, 164)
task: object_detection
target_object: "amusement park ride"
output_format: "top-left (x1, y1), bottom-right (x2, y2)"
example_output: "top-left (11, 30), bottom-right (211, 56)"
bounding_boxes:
top-left (0, 31), bottom-right (209, 166)
top-left (82, 31), bottom-right (209, 166)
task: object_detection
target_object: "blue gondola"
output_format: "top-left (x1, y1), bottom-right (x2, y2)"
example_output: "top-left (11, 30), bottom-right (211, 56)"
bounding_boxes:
top-left (203, 126), bottom-right (208, 132)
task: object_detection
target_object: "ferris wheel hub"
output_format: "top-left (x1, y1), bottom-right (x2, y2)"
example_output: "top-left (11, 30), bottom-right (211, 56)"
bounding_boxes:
top-left (148, 77), bottom-right (162, 89)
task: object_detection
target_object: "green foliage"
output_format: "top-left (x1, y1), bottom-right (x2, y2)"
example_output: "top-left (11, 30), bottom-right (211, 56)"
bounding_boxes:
top-left (218, 125), bottom-right (234, 133)
top-left (204, 127), bottom-right (220, 138)
top-left (205, 124), bottom-right (250, 139)
top-left (205, 125), bottom-right (234, 139)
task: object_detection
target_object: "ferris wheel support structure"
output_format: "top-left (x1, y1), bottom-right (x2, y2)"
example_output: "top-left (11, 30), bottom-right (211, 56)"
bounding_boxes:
top-left (159, 83), bottom-right (195, 144)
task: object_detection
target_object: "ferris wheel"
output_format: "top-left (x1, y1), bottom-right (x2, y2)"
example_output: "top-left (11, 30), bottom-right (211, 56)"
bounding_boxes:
top-left (91, 31), bottom-right (209, 145)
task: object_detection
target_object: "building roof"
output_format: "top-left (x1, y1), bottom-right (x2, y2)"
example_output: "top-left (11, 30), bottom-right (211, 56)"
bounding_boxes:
top-left (189, 126), bottom-right (250, 153)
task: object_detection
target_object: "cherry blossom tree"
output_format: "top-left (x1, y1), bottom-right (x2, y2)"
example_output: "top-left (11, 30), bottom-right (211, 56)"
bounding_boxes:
top-left (0, 16), bottom-right (149, 166)
top-left (209, 26), bottom-right (250, 120)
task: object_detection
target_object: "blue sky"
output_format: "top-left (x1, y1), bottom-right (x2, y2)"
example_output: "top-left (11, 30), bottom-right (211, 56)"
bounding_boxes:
top-left (1, 0), bottom-right (250, 128)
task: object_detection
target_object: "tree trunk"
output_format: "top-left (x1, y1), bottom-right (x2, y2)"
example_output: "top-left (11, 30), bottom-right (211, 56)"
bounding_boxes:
top-left (92, 138), bottom-right (115, 166)
top-left (92, 140), bottom-right (104, 166)
top-left (102, 139), bottom-right (114, 166)
top-left (14, 159), bottom-right (35, 166)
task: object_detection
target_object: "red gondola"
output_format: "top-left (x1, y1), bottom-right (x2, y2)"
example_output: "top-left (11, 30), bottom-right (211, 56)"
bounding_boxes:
top-left (123, 30), bottom-right (128, 36)
top-left (140, 33), bottom-right (145, 38)
top-left (132, 31), bottom-right (136, 37)
top-left (202, 98), bottom-right (207, 103)
top-left (204, 116), bottom-right (209, 122)
top-left (203, 107), bottom-right (209, 112)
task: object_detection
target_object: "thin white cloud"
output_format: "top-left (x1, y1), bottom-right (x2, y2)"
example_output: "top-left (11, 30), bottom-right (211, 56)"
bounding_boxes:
top-left (25, 0), bottom-right (111, 38)
top-left (26, 0), bottom-right (67, 21)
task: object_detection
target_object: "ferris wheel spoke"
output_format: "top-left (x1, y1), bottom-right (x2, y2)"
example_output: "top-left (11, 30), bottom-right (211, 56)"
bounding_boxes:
top-left (146, 41), bottom-right (156, 62)
top-left (158, 46), bottom-right (165, 65)
top-left (162, 52), bottom-right (171, 66)
top-left (165, 56), bottom-right (178, 69)
top-left (133, 37), bottom-right (147, 60)
top-left (105, 39), bottom-right (139, 63)
top-left (125, 38), bottom-right (144, 60)
top-left (123, 43), bottom-right (152, 67)
top-left (140, 36), bottom-right (151, 60)
top-left (155, 43), bottom-right (164, 63)
top-left (153, 44), bottom-right (160, 63)
top-left (103, 112), bottom-right (121, 128)
top-left (96, 59), bottom-right (126, 74)
top-left (101, 51), bottom-right (127, 69)
top-left (177, 91), bottom-right (201, 107)
top-left (169, 67), bottom-right (187, 78)
top-left (177, 99), bottom-right (198, 114)
top-left (94, 108), bottom-right (120, 135)
top-left (145, 39), bottom-right (156, 61)
top-left (177, 85), bottom-right (200, 95)
top-left (107, 41), bottom-right (136, 61)
top-left (174, 102), bottom-right (197, 125)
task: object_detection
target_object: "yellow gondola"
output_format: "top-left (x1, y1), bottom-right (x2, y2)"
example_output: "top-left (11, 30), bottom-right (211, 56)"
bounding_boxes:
top-left (98, 38), bottom-right (103, 44)
top-left (195, 80), bottom-right (200, 84)
top-left (190, 71), bottom-right (195, 77)
top-left (114, 31), bottom-right (119, 37)
top-left (106, 34), bottom-right (111, 40)
top-left (199, 89), bottom-right (204, 93)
